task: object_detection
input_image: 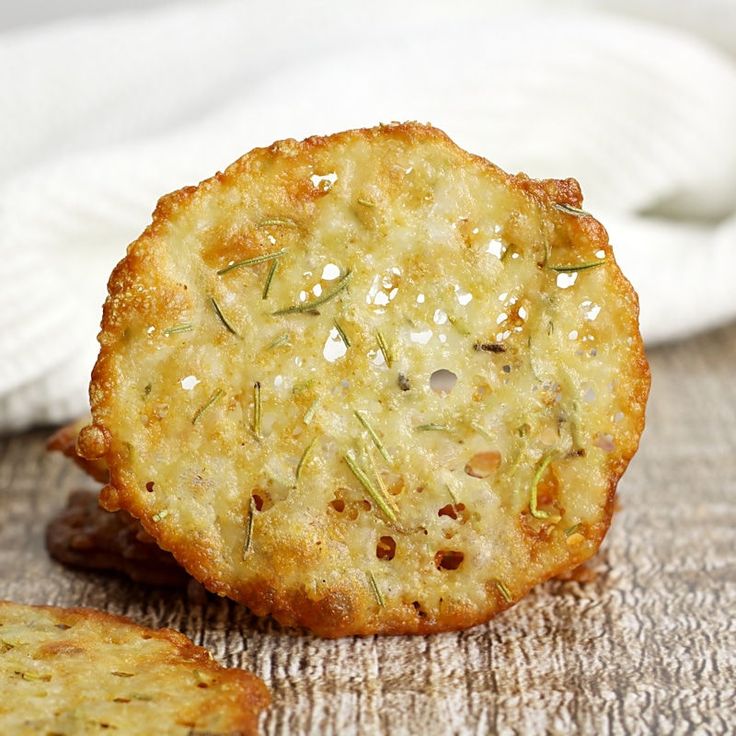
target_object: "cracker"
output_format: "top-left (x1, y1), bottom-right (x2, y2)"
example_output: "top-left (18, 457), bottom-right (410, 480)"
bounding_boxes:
top-left (0, 600), bottom-right (269, 734)
top-left (81, 122), bottom-right (649, 636)
top-left (47, 418), bottom-right (109, 483)
top-left (46, 490), bottom-right (188, 587)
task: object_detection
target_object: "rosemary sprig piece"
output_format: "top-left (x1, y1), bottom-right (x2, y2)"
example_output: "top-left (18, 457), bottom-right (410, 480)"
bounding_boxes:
top-left (210, 297), bottom-right (238, 335)
top-left (295, 437), bottom-right (317, 481)
top-left (243, 496), bottom-right (256, 557)
top-left (548, 260), bottom-right (605, 273)
top-left (565, 523), bottom-right (582, 537)
top-left (446, 482), bottom-right (459, 506)
top-left (273, 270), bottom-right (352, 315)
top-left (266, 333), bottom-right (290, 350)
top-left (258, 218), bottom-right (298, 228)
top-left (529, 454), bottom-right (554, 519)
top-left (261, 260), bottom-right (278, 299)
top-left (470, 421), bottom-right (494, 442)
top-left (375, 330), bottom-right (393, 367)
top-left (415, 423), bottom-right (450, 432)
top-left (554, 203), bottom-right (590, 217)
top-left (354, 410), bottom-right (392, 464)
top-left (217, 248), bottom-right (287, 276)
top-left (303, 399), bottom-right (318, 425)
top-left (344, 451), bottom-right (397, 524)
top-left (447, 315), bottom-right (470, 336)
top-left (334, 320), bottom-right (351, 348)
top-left (495, 580), bottom-right (512, 603)
top-left (357, 198), bottom-right (376, 208)
top-left (252, 382), bottom-right (262, 438)
top-left (152, 509), bottom-right (169, 523)
top-left (367, 571), bottom-right (385, 607)
top-left (192, 388), bottom-right (224, 425)
top-left (163, 323), bottom-right (193, 336)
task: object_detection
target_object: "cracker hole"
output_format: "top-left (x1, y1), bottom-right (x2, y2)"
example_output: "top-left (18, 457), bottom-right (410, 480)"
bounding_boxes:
top-left (252, 494), bottom-right (264, 511)
top-left (376, 536), bottom-right (396, 561)
top-left (465, 451), bottom-right (501, 478)
top-left (435, 550), bottom-right (464, 570)
top-left (411, 601), bottom-right (427, 618)
top-left (145, 481), bottom-right (155, 493)
top-left (329, 499), bottom-right (345, 513)
top-left (430, 369), bottom-right (457, 395)
top-left (438, 503), bottom-right (466, 519)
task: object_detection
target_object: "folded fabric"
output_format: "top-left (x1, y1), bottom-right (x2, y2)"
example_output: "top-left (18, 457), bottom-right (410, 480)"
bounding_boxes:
top-left (1, 0), bottom-right (735, 431)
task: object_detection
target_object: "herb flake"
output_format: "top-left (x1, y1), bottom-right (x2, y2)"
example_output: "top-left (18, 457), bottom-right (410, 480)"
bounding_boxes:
top-left (258, 218), bottom-right (298, 229)
top-left (295, 437), bottom-right (317, 481)
top-left (495, 580), bottom-right (512, 603)
top-left (415, 423), bottom-right (450, 433)
top-left (210, 297), bottom-right (238, 335)
top-left (354, 410), bottom-right (392, 465)
top-left (548, 260), bottom-right (605, 273)
top-left (262, 259), bottom-right (278, 299)
top-left (529, 454), bottom-right (554, 519)
top-left (192, 388), bottom-right (224, 425)
top-left (273, 270), bottom-right (352, 315)
top-left (334, 320), bottom-right (351, 348)
top-left (217, 248), bottom-right (287, 276)
top-left (344, 451), bottom-right (397, 524)
top-left (163, 323), bottom-right (193, 336)
top-left (252, 382), bottom-right (262, 439)
top-left (554, 203), bottom-right (591, 217)
top-left (243, 496), bottom-right (256, 557)
top-left (375, 330), bottom-right (393, 367)
top-left (367, 571), bottom-right (385, 607)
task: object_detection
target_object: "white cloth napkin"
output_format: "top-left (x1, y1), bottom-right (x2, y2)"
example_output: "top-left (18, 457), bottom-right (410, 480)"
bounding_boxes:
top-left (1, 0), bottom-right (735, 432)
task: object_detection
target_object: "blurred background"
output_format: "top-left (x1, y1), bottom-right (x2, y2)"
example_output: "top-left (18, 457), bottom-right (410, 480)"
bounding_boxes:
top-left (1, 0), bottom-right (735, 431)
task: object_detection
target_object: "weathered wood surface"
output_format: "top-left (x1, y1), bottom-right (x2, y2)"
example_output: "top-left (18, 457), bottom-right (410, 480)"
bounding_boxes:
top-left (2, 323), bottom-right (735, 735)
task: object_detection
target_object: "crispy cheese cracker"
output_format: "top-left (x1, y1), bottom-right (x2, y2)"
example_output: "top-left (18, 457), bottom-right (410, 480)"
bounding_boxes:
top-left (82, 123), bottom-right (649, 636)
top-left (0, 600), bottom-right (269, 734)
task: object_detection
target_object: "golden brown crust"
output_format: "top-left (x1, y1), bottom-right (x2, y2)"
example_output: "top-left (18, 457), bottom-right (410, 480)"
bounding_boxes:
top-left (0, 600), bottom-right (269, 734)
top-left (47, 418), bottom-right (109, 483)
top-left (46, 490), bottom-right (189, 587)
top-left (87, 122), bottom-right (650, 637)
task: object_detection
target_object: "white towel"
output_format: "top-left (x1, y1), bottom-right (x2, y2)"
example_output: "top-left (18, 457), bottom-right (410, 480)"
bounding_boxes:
top-left (1, 0), bottom-right (735, 432)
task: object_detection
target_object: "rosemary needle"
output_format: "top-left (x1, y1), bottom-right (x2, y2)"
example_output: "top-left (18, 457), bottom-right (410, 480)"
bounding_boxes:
top-left (357, 198), bottom-right (376, 208)
top-left (273, 270), bottom-right (352, 315)
top-left (217, 248), bottom-right (287, 276)
top-left (258, 218), bottom-right (298, 228)
top-left (243, 496), bottom-right (256, 557)
top-left (554, 203), bottom-right (591, 217)
top-left (192, 388), bottom-right (224, 425)
top-left (529, 454), bottom-right (554, 519)
top-left (266, 333), bottom-right (290, 350)
top-left (295, 437), bottom-right (317, 481)
top-left (163, 323), bottom-right (193, 336)
top-left (252, 382), bottom-right (262, 439)
top-left (548, 260), bottom-right (605, 273)
top-left (210, 297), bottom-right (238, 335)
top-left (354, 410), bottom-right (392, 464)
top-left (344, 452), bottom-right (397, 524)
top-left (367, 571), bottom-right (385, 607)
top-left (415, 423), bottom-right (450, 433)
top-left (262, 259), bottom-right (278, 299)
top-left (495, 580), bottom-right (512, 603)
top-left (376, 330), bottom-right (393, 367)
top-left (333, 320), bottom-right (351, 348)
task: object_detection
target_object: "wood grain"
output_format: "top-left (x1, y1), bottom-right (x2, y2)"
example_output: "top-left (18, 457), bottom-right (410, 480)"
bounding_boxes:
top-left (2, 323), bottom-right (736, 735)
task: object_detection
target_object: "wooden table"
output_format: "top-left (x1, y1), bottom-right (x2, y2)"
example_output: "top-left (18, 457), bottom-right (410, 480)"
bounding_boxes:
top-left (2, 324), bottom-right (735, 735)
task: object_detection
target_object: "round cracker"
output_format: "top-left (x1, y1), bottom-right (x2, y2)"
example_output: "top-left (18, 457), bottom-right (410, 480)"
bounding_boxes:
top-left (0, 600), bottom-right (269, 734)
top-left (83, 123), bottom-right (649, 636)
